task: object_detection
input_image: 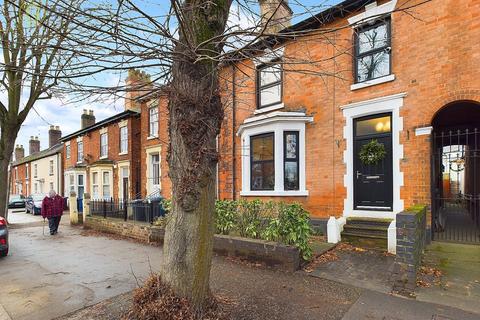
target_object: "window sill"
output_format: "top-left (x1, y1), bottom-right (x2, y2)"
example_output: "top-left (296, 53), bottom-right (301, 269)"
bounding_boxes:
top-left (350, 74), bottom-right (395, 91)
top-left (147, 136), bottom-right (158, 140)
top-left (240, 190), bottom-right (309, 197)
top-left (118, 152), bottom-right (128, 156)
top-left (254, 103), bottom-right (284, 115)
top-left (99, 156), bottom-right (108, 160)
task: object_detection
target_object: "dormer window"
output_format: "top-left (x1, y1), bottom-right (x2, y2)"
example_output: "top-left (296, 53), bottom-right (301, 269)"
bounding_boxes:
top-left (257, 62), bottom-right (282, 109)
top-left (354, 19), bottom-right (391, 83)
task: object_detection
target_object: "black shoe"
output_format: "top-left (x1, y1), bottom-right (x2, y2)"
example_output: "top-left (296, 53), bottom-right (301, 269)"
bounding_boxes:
top-left (54, 231), bottom-right (58, 234)
top-left (50, 232), bottom-right (55, 235)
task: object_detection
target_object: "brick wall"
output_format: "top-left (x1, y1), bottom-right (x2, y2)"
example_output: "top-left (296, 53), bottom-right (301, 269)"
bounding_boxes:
top-left (139, 94), bottom-right (171, 198)
top-left (392, 205), bottom-right (427, 295)
top-left (217, 0), bottom-right (480, 218)
top-left (63, 114), bottom-right (141, 199)
top-left (10, 163), bottom-right (29, 195)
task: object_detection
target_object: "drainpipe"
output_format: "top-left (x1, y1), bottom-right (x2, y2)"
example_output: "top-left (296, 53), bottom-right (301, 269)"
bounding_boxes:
top-left (232, 65), bottom-right (237, 200)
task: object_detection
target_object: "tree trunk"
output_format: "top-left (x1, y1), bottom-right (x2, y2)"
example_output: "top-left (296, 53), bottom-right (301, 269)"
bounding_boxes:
top-left (161, 0), bottom-right (232, 310)
top-left (0, 123), bottom-right (18, 219)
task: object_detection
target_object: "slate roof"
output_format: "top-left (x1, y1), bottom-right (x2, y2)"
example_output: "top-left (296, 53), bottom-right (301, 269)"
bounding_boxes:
top-left (11, 143), bottom-right (63, 167)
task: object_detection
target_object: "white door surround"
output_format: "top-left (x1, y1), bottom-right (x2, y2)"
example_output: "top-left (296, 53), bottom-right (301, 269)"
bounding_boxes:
top-left (341, 93), bottom-right (406, 219)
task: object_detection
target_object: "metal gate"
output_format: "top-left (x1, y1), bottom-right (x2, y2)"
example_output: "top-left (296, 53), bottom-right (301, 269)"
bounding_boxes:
top-left (431, 128), bottom-right (480, 243)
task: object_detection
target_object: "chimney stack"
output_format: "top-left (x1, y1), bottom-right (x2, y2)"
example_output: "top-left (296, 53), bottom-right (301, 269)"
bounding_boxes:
top-left (259, 0), bottom-right (292, 34)
top-left (48, 125), bottom-right (62, 148)
top-left (29, 136), bottom-right (40, 155)
top-left (125, 69), bottom-right (152, 113)
top-left (15, 145), bottom-right (25, 161)
top-left (81, 109), bottom-right (96, 129)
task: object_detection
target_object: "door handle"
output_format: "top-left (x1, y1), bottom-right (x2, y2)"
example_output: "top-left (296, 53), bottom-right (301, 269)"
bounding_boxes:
top-left (356, 171), bottom-right (362, 179)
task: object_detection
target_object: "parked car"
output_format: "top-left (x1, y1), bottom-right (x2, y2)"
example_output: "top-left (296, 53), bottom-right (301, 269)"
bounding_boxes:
top-left (25, 194), bottom-right (46, 215)
top-left (8, 194), bottom-right (25, 209)
top-left (0, 216), bottom-right (8, 257)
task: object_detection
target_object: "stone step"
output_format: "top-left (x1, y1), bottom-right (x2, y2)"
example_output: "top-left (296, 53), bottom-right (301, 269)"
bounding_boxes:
top-left (346, 217), bottom-right (393, 228)
top-left (341, 232), bottom-right (388, 251)
top-left (343, 225), bottom-right (388, 237)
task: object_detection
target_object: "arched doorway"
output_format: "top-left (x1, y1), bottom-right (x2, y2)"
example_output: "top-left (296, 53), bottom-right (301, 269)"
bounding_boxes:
top-left (431, 100), bottom-right (480, 243)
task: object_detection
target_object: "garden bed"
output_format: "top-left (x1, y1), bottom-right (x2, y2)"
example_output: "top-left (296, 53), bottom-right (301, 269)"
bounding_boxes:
top-left (84, 215), bottom-right (300, 271)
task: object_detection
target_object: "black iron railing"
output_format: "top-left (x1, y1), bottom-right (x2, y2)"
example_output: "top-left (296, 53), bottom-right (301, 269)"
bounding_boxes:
top-left (90, 198), bottom-right (166, 224)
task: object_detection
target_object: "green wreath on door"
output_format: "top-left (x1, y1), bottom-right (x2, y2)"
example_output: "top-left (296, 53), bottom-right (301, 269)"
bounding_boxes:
top-left (359, 139), bottom-right (386, 165)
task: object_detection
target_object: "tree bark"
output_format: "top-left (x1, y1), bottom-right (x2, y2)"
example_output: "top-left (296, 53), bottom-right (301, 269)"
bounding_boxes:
top-left (161, 0), bottom-right (232, 310)
top-left (0, 120), bottom-right (19, 219)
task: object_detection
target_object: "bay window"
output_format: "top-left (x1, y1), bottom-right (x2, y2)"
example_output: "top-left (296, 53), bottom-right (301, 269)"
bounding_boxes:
top-left (240, 112), bottom-right (312, 196)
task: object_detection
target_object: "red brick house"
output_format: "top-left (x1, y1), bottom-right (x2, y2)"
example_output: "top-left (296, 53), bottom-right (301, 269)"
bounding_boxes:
top-left (214, 0), bottom-right (480, 249)
top-left (137, 92), bottom-right (171, 199)
top-left (10, 128), bottom-right (64, 197)
top-left (60, 108), bottom-right (141, 200)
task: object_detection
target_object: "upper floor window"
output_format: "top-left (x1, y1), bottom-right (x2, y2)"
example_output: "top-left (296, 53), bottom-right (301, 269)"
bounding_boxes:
top-left (77, 141), bottom-right (84, 162)
top-left (257, 62), bottom-right (282, 109)
top-left (149, 106), bottom-right (158, 137)
top-left (354, 19), bottom-right (391, 83)
top-left (100, 133), bottom-right (108, 158)
top-left (25, 165), bottom-right (29, 179)
top-left (34, 164), bottom-right (38, 178)
top-left (49, 160), bottom-right (54, 175)
top-left (66, 144), bottom-right (71, 159)
top-left (119, 126), bottom-right (128, 154)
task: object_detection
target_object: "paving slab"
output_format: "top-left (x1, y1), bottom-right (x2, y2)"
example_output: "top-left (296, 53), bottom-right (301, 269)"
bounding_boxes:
top-left (309, 246), bottom-right (395, 293)
top-left (342, 289), bottom-right (480, 320)
top-left (416, 241), bottom-right (480, 315)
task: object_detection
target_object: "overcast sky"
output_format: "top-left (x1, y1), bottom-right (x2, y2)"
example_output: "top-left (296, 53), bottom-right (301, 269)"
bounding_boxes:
top-left (7, 0), bottom-right (343, 155)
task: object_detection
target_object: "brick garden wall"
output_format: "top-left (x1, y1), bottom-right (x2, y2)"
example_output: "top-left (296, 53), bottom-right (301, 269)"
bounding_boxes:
top-left (84, 216), bottom-right (300, 271)
top-left (392, 205), bottom-right (427, 295)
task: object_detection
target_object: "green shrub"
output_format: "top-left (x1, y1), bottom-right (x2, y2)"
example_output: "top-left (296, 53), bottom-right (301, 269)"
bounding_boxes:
top-left (215, 200), bottom-right (238, 235)
top-left (214, 199), bottom-right (313, 261)
top-left (161, 198), bottom-right (172, 215)
top-left (237, 199), bottom-right (264, 238)
top-left (262, 203), bottom-right (313, 260)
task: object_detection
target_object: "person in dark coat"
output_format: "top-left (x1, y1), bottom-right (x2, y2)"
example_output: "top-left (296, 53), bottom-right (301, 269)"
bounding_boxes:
top-left (41, 190), bottom-right (64, 235)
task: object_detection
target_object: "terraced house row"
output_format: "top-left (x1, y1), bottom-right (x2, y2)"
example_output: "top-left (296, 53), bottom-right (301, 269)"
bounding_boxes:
top-left (10, 0), bottom-right (480, 249)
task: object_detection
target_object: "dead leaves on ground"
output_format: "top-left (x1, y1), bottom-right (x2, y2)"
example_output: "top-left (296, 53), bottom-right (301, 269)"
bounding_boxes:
top-left (416, 266), bottom-right (443, 288)
top-left (303, 243), bottom-right (373, 273)
top-left (122, 274), bottom-right (230, 320)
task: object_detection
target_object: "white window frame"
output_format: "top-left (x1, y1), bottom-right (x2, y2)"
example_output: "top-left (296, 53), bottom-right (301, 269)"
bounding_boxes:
top-left (151, 153), bottom-right (160, 190)
top-left (49, 160), bottom-right (54, 175)
top-left (119, 125), bottom-right (128, 154)
top-left (34, 164), bottom-right (38, 178)
top-left (25, 164), bottom-right (29, 179)
top-left (77, 141), bottom-right (84, 163)
top-left (100, 133), bottom-right (108, 158)
top-left (149, 106), bottom-right (159, 138)
top-left (92, 172), bottom-right (99, 199)
top-left (65, 142), bottom-right (71, 159)
top-left (102, 171), bottom-right (111, 199)
top-left (238, 112), bottom-right (312, 196)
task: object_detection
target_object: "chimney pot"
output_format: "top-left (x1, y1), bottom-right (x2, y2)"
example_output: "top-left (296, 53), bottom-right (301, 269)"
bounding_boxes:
top-left (49, 125), bottom-right (62, 148)
top-left (81, 110), bottom-right (96, 129)
top-left (15, 145), bottom-right (25, 161)
top-left (29, 137), bottom-right (40, 155)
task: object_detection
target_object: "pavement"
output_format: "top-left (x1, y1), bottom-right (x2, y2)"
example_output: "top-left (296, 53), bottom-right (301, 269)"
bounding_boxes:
top-left (416, 241), bottom-right (480, 315)
top-left (0, 210), bottom-right (163, 320)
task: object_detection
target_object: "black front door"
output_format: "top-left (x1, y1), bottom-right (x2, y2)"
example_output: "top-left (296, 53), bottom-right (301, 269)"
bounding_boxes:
top-left (354, 114), bottom-right (393, 210)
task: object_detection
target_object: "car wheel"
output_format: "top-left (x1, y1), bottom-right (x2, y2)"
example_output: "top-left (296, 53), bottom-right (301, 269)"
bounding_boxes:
top-left (0, 249), bottom-right (7, 257)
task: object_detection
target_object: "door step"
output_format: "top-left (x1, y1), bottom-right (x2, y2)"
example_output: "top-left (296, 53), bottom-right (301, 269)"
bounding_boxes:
top-left (341, 217), bottom-right (392, 251)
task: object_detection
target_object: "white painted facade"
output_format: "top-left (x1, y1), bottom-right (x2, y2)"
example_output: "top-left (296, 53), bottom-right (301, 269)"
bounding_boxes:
top-left (30, 152), bottom-right (63, 196)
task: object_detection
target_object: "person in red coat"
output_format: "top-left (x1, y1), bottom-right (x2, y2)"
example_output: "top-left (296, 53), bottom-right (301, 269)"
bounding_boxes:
top-left (41, 190), bottom-right (64, 235)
